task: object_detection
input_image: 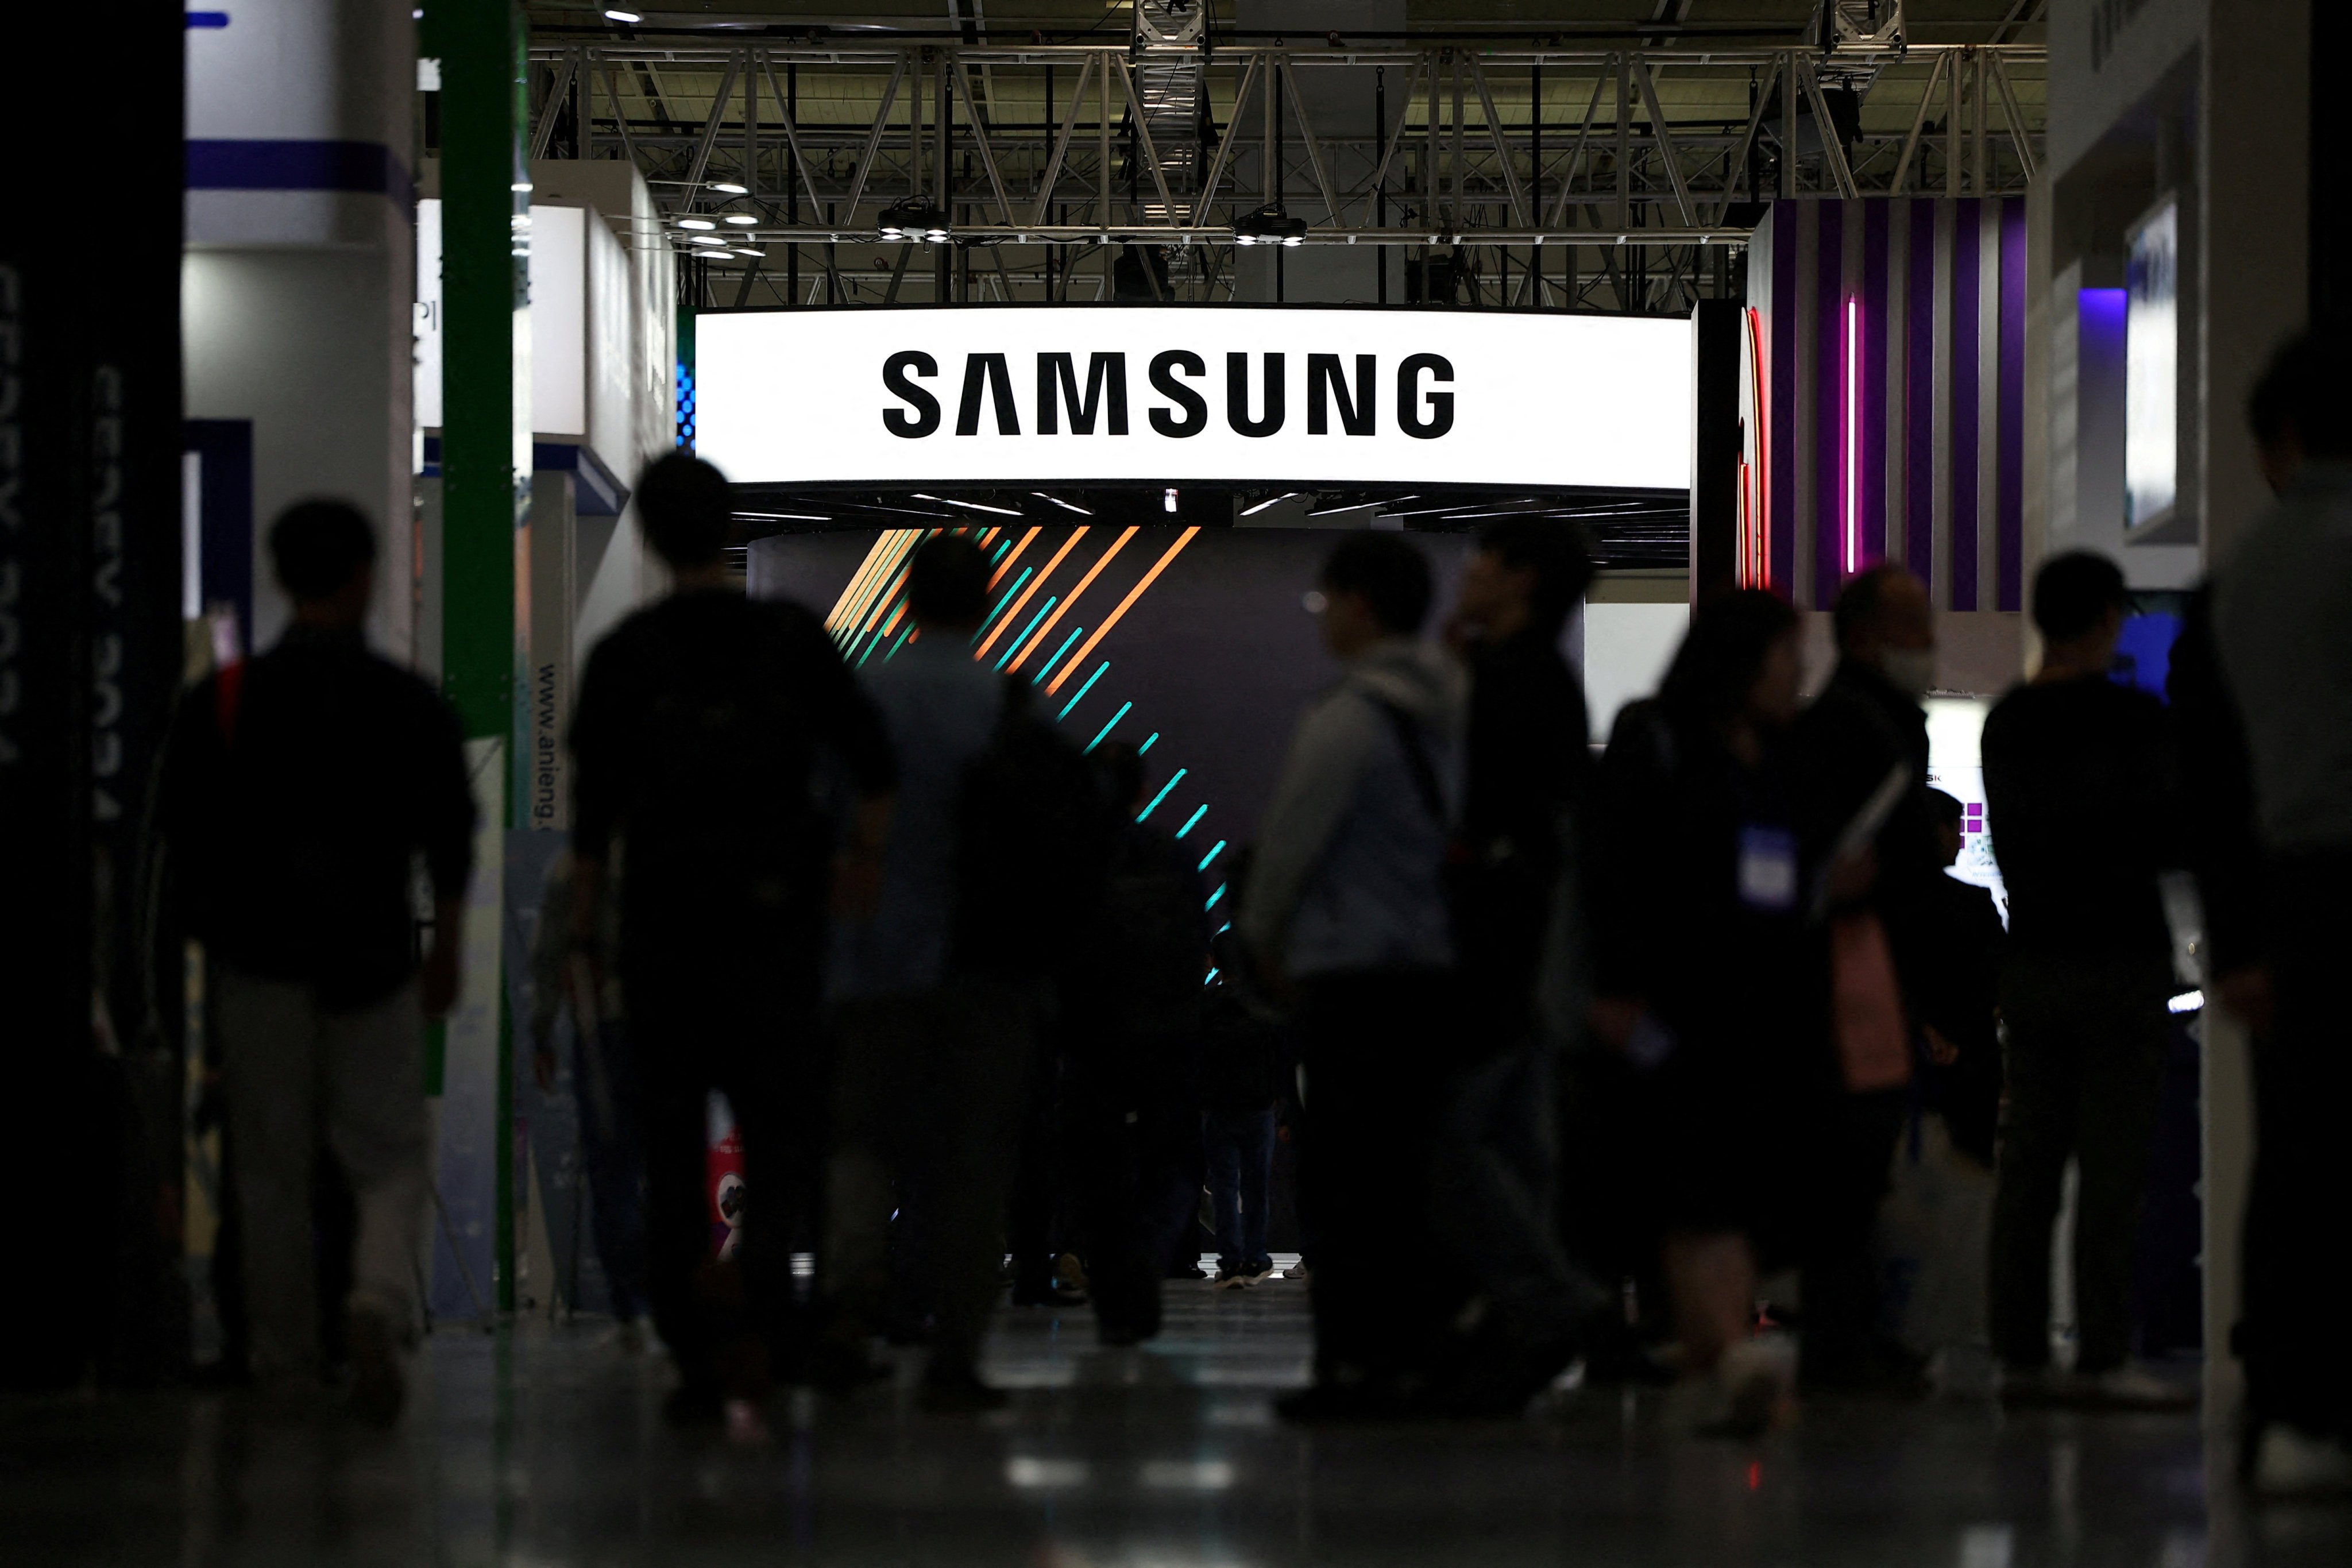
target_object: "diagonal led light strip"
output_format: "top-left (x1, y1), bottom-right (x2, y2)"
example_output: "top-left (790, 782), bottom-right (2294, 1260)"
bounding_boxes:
top-left (991, 525), bottom-right (1044, 587)
top-left (1005, 527), bottom-right (1139, 674)
top-left (825, 527), bottom-right (917, 636)
top-left (974, 527), bottom-right (1088, 661)
top-left (1844, 295), bottom-right (1860, 577)
top-left (830, 527), bottom-right (923, 644)
top-left (1046, 527), bottom-right (1200, 694)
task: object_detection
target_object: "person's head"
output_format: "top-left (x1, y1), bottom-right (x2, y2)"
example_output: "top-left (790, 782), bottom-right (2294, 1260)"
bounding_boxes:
top-left (1455, 518), bottom-right (1596, 640)
top-left (2247, 330), bottom-right (2352, 493)
top-left (1315, 532), bottom-right (1433, 659)
top-left (635, 451), bottom-right (734, 573)
top-left (269, 500), bottom-right (377, 628)
top-left (1927, 787), bottom-right (1965, 868)
top-left (1659, 588), bottom-right (1802, 733)
top-left (1832, 563), bottom-right (1936, 697)
top-left (905, 532), bottom-right (991, 631)
top-left (2030, 550), bottom-right (2127, 673)
top-left (1096, 740), bottom-right (1145, 814)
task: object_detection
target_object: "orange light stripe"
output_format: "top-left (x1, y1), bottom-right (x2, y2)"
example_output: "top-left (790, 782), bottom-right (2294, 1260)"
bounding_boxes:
top-left (878, 597), bottom-right (909, 640)
top-left (972, 527), bottom-right (1087, 661)
top-left (832, 528), bottom-right (921, 638)
top-left (988, 526), bottom-right (1043, 588)
top-left (827, 530), bottom-right (906, 633)
top-left (1004, 526), bottom-right (1139, 673)
top-left (1047, 527), bottom-right (1200, 694)
top-left (978, 526), bottom-right (1001, 547)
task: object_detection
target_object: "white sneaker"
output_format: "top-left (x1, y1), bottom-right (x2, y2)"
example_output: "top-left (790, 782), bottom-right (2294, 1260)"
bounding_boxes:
top-left (2252, 1424), bottom-right (2352, 1497)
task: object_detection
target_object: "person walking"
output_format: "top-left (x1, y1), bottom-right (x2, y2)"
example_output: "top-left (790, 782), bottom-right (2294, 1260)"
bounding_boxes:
top-left (817, 533), bottom-right (1093, 1411)
top-left (1240, 534), bottom-right (1466, 1420)
top-left (160, 500), bottom-right (475, 1424)
top-left (567, 454), bottom-right (895, 1427)
top-left (2212, 331), bottom-right (2352, 1491)
top-left (1589, 589), bottom-right (1822, 1436)
top-left (1982, 552), bottom-right (2188, 1410)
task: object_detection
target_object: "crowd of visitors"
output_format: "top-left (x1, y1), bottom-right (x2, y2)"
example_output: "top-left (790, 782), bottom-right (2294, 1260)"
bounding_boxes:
top-left (157, 331), bottom-right (2352, 1492)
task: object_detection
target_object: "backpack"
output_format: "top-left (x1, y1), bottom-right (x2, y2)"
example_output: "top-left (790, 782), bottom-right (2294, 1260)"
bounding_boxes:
top-left (949, 678), bottom-right (1120, 981)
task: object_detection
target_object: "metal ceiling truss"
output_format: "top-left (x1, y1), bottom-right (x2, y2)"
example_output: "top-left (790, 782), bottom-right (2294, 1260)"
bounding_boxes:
top-left (525, 40), bottom-right (2044, 307)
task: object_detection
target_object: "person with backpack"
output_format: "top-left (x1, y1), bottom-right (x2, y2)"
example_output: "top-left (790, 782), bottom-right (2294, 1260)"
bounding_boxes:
top-left (567, 454), bottom-right (895, 1428)
top-left (159, 500), bottom-right (476, 1425)
top-left (817, 532), bottom-right (1111, 1411)
top-left (1239, 534), bottom-right (1466, 1420)
top-left (1064, 741), bottom-right (1214, 1338)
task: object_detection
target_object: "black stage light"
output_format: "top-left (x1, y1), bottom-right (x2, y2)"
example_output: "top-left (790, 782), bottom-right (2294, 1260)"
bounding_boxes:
top-left (878, 198), bottom-right (952, 244)
top-left (1231, 204), bottom-right (1306, 248)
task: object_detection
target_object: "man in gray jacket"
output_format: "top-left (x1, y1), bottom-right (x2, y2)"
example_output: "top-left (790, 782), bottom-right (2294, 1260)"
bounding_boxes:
top-left (1242, 533), bottom-right (1465, 1420)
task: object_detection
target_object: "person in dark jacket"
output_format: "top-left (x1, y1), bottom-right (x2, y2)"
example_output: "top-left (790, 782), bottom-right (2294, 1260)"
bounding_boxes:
top-left (1787, 564), bottom-right (1941, 1391)
top-left (1590, 588), bottom-right (1824, 1436)
top-left (569, 454), bottom-right (895, 1426)
top-left (160, 500), bottom-right (476, 1425)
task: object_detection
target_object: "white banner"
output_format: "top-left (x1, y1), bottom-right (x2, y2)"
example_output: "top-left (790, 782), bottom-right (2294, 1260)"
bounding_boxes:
top-left (694, 306), bottom-right (1691, 490)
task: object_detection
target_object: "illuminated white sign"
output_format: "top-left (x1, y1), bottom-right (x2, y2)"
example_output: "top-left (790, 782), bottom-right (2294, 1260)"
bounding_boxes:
top-left (2125, 197), bottom-right (2178, 534)
top-left (694, 306), bottom-right (1692, 489)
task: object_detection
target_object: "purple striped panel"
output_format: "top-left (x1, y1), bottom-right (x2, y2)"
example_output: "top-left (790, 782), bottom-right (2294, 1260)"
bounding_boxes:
top-left (1996, 198), bottom-right (2027, 612)
top-left (1771, 201), bottom-right (1799, 593)
top-left (1862, 200), bottom-right (1890, 571)
top-left (1951, 199), bottom-right (1981, 611)
top-left (1906, 200), bottom-right (1937, 590)
top-left (1815, 199), bottom-right (1845, 607)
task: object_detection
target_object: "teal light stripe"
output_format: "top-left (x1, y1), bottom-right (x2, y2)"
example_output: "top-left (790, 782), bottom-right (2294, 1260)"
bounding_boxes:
top-left (1218, 922), bottom-right (1231, 934)
top-left (1085, 701), bottom-right (1133, 754)
top-left (1138, 767), bottom-right (1187, 821)
top-left (1139, 732), bottom-right (1159, 754)
top-left (1204, 883), bottom-right (1227, 911)
top-left (1032, 625), bottom-right (1085, 683)
top-left (992, 539), bottom-right (1011, 562)
top-left (1197, 839), bottom-right (1227, 872)
top-left (855, 623), bottom-right (890, 667)
top-left (994, 596), bottom-right (1057, 670)
top-left (882, 625), bottom-right (915, 662)
top-left (1055, 661), bottom-right (1109, 720)
top-left (1175, 805), bottom-right (1208, 839)
top-left (1203, 968), bottom-right (1220, 986)
top-left (972, 567), bottom-right (1033, 640)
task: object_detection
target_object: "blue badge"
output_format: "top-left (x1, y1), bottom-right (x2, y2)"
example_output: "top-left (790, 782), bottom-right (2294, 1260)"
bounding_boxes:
top-left (1737, 825), bottom-right (1799, 912)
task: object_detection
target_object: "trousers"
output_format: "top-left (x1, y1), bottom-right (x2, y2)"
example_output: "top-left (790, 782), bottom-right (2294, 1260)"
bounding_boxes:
top-left (215, 971), bottom-right (428, 1378)
top-left (1204, 1107), bottom-right (1277, 1276)
top-left (1988, 952), bottom-right (2171, 1374)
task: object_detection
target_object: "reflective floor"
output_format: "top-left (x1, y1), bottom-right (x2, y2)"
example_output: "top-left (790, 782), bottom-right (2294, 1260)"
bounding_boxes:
top-left (5, 1277), bottom-right (2347, 1567)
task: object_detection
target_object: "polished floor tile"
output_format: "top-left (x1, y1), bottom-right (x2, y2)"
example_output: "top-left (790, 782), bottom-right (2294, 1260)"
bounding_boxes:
top-left (3, 1279), bottom-right (2345, 1567)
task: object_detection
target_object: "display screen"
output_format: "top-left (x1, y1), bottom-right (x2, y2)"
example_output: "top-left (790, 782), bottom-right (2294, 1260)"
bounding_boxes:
top-left (696, 306), bottom-right (1693, 491)
top-left (2124, 198), bottom-right (2179, 533)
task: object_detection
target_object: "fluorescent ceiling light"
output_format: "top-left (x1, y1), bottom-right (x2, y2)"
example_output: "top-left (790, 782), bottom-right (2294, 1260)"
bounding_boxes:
top-left (723, 213), bottom-right (758, 226)
top-left (732, 511), bottom-right (832, 522)
top-left (1030, 492), bottom-right (1093, 515)
top-left (604, 9), bottom-right (643, 22)
top-left (509, 181), bottom-right (532, 194)
top-left (687, 235), bottom-right (727, 246)
top-left (913, 493), bottom-right (1024, 516)
top-left (708, 180), bottom-right (748, 195)
top-left (733, 248), bottom-right (764, 258)
top-left (677, 218), bottom-right (716, 231)
top-left (1239, 492), bottom-right (1308, 517)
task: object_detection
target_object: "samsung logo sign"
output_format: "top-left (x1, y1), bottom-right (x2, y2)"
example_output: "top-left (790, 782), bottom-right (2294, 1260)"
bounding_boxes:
top-left (694, 306), bottom-right (1690, 491)
top-left (879, 351), bottom-right (1457, 441)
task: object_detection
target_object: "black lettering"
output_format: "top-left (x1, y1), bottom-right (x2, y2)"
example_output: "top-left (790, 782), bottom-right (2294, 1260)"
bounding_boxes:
top-left (882, 350), bottom-right (940, 438)
top-left (1397, 353), bottom-right (1455, 439)
top-left (1226, 352), bottom-right (1285, 438)
top-left (1037, 352), bottom-right (1130, 435)
top-left (1308, 353), bottom-right (1376, 436)
top-left (1148, 350), bottom-right (1208, 438)
top-left (955, 352), bottom-right (1021, 435)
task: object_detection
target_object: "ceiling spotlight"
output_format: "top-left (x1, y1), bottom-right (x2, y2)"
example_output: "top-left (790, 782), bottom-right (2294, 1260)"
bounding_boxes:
top-left (1231, 204), bottom-right (1307, 248)
top-left (878, 197), bottom-right (951, 245)
top-left (723, 213), bottom-right (758, 226)
top-left (686, 234), bottom-right (727, 246)
top-left (732, 248), bottom-right (763, 258)
top-left (708, 179), bottom-right (748, 195)
top-left (677, 217), bottom-right (716, 231)
top-left (604, 9), bottom-right (642, 22)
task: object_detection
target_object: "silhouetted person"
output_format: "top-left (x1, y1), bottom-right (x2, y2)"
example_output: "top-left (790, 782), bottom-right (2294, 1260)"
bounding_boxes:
top-left (1590, 589), bottom-right (1817, 1435)
top-left (1431, 517), bottom-right (1608, 1410)
top-left (1915, 790), bottom-right (2005, 1169)
top-left (1789, 563), bottom-right (1941, 1391)
top-left (1242, 534), bottom-right (1465, 1420)
top-left (568, 454), bottom-right (894, 1426)
top-left (1982, 552), bottom-right (2187, 1409)
top-left (1068, 741), bottom-right (1212, 1337)
top-left (817, 534), bottom-right (1049, 1411)
top-left (160, 500), bottom-right (474, 1424)
top-left (1200, 849), bottom-right (1287, 1291)
top-left (2213, 331), bottom-right (2352, 1490)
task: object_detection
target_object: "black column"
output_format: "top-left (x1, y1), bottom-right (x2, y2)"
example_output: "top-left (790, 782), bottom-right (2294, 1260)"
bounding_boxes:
top-left (1689, 298), bottom-right (1742, 601)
